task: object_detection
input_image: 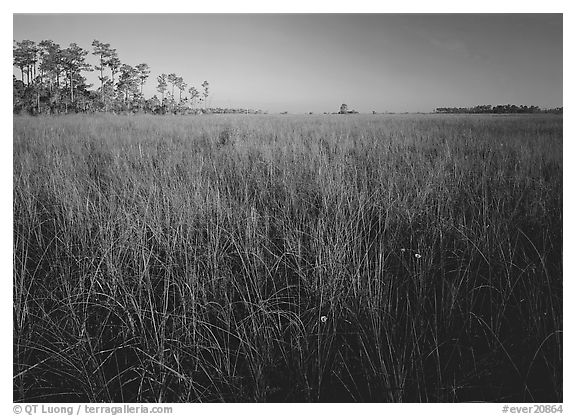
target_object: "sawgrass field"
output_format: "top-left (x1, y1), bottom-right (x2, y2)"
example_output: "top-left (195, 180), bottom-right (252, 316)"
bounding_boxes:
top-left (13, 113), bottom-right (562, 402)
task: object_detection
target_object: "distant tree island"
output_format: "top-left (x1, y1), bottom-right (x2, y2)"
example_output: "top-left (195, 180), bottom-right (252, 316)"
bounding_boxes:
top-left (435, 104), bottom-right (562, 114)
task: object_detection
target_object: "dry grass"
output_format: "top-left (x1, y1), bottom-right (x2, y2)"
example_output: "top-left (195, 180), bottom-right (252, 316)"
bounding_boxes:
top-left (13, 113), bottom-right (562, 402)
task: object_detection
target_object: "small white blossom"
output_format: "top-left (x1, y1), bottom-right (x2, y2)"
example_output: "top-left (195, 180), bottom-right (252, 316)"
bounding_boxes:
top-left (415, 253), bottom-right (422, 259)
top-left (320, 316), bottom-right (328, 323)
top-left (400, 248), bottom-right (406, 253)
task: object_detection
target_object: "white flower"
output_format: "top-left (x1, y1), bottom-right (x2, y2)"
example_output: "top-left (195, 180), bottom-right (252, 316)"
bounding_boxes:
top-left (400, 248), bottom-right (406, 253)
top-left (320, 316), bottom-right (328, 323)
top-left (415, 253), bottom-right (422, 259)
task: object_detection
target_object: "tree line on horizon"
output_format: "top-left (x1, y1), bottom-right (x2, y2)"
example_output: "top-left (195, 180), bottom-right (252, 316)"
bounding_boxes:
top-left (13, 39), bottom-right (562, 117)
top-left (435, 104), bottom-right (563, 114)
top-left (13, 39), bottom-right (264, 116)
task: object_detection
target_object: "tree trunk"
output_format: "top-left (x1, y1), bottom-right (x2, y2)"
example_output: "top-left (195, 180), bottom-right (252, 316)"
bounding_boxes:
top-left (104, 84), bottom-right (108, 112)
top-left (100, 56), bottom-right (104, 92)
top-left (55, 73), bottom-right (60, 105)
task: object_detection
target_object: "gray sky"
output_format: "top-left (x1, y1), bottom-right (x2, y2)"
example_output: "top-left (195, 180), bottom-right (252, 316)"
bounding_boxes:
top-left (13, 14), bottom-right (563, 113)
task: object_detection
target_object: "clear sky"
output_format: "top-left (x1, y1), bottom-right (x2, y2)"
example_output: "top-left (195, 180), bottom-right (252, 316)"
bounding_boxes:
top-left (13, 14), bottom-right (563, 113)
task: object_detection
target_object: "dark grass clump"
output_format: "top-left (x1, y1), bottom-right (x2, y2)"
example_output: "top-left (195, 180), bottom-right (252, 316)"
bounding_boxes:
top-left (14, 113), bottom-right (562, 402)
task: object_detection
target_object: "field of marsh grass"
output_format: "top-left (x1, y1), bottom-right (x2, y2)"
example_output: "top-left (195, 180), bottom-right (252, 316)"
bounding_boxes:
top-left (13, 113), bottom-right (562, 402)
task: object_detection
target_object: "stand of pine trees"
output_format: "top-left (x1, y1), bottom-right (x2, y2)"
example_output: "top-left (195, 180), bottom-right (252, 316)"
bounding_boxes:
top-left (13, 39), bottom-right (215, 115)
